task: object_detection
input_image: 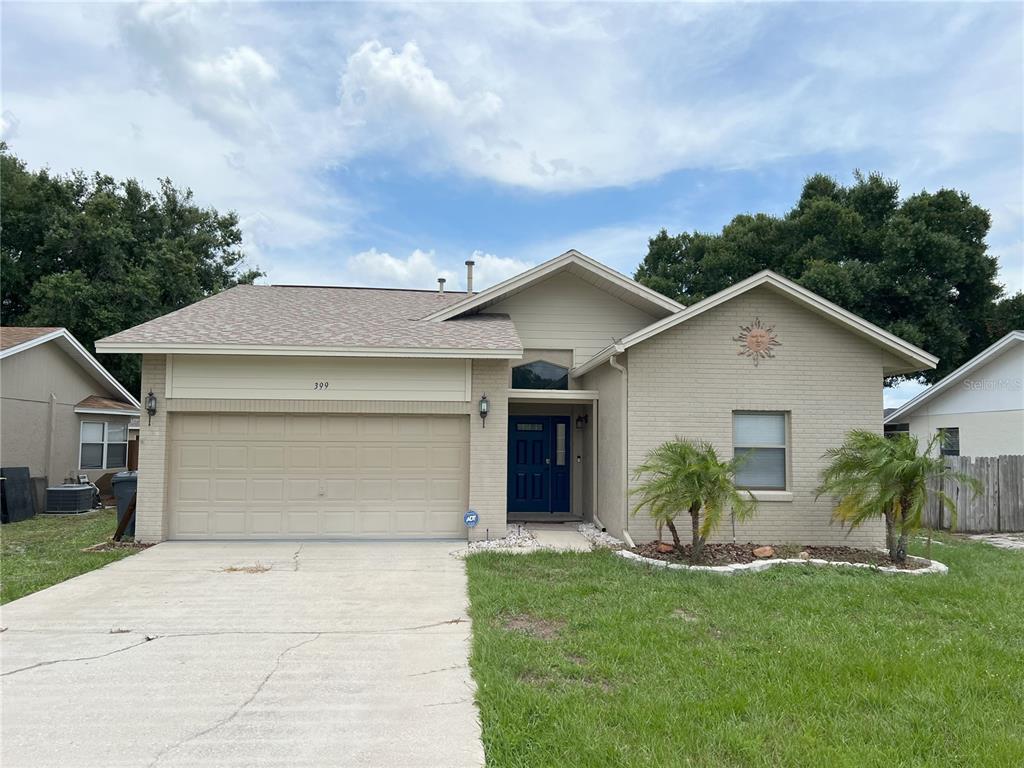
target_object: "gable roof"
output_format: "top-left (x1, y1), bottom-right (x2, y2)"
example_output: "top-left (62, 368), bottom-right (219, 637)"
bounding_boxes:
top-left (884, 330), bottom-right (1024, 424)
top-left (421, 249), bottom-right (685, 322)
top-left (75, 395), bottom-right (140, 416)
top-left (0, 327), bottom-right (140, 406)
top-left (95, 285), bottom-right (522, 358)
top-left (0, 326), bottom-right (62, 350)
top-left (572, 269), bottom-right (939, 377)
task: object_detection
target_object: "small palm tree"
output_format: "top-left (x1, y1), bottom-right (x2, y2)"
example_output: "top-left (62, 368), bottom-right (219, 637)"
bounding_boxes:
top-left (816, 430), bottom-right (981, 563)
top-left (631, 439), bottom-right (756, 559)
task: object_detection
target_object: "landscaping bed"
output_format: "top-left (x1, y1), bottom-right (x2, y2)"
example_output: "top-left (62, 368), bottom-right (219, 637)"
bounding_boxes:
top-left (631, 541), bottom-right (924, 569)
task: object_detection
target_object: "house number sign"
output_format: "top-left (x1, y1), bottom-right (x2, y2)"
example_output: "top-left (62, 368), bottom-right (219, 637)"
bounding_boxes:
top-left (734, 318), bottom-right (781, 366)
top-left (313, 381), bottom-right (330, 390)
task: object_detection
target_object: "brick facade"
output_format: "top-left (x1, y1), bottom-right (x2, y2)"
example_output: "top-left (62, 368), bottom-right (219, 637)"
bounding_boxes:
top-left (626, 286), bottom-right (886, 547)
top-left (468, 359), bottom-right (510, 541)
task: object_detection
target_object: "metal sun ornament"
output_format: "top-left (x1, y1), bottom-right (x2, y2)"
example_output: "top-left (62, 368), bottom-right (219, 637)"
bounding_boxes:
top-left (733, 317), bottom-right (781, 366)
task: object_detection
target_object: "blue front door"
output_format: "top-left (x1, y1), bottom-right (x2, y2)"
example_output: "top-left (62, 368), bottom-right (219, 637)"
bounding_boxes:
top-left (508, 416), bottom-right (571, 514)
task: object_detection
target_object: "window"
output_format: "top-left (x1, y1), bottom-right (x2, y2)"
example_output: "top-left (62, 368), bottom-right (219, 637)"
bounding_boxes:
top-left (884, 423), bottom-right (910, 440)
top-left (733, 412), bottom-right (787, 490)
top-left (938, 427), bottom-right (960, 457)
top-left (80, 421), bottom-right (130, 470)
top-left (511, 360), bottom-right (568, 390)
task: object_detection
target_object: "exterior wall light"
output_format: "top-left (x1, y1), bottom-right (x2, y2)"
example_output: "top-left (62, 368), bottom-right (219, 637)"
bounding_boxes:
top-left (575, 413), bottom-right (589, 429)
top-left (145, 390), bottom-right (158, 425)
top-left (479, 393), bottom-right (489, 428)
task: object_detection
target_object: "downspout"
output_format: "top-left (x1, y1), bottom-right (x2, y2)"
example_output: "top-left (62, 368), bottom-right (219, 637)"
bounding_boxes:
top-left (608, 352), bottom-right (635, 548)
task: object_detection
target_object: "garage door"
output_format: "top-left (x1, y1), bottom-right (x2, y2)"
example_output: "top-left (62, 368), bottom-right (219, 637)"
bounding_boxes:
top-left (167, 413), bottom-right (469, 539)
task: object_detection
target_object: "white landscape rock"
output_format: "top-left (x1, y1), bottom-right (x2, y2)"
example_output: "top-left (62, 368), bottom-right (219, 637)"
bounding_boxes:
top-left (577, 523), bottom-right (624, 549)
top-left (616, 549), bottom-right (949, 576)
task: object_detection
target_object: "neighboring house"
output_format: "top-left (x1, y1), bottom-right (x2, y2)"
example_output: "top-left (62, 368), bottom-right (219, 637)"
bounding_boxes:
top-left (1, 327), bottom-right (141, 510)
top-left (96, 250), bottom-right (936, 546)
top-left (884, 330), bottom-right (1024, 457)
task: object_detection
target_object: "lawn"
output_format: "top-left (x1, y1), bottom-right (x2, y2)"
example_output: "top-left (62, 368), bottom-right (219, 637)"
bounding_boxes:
top-left (466, 536), bottom-right (1024, 768)
top-left (1, 509), bottom-right (140, 604)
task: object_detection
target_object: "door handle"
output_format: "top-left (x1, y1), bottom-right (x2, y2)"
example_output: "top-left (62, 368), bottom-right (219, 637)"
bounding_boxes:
top-left (545, 458), bottom-right (550, 464)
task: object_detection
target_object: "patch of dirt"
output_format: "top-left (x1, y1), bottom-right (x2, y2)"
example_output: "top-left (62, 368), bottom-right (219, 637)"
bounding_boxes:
top-left (81, 539), bottom-right (154, 553)
top-left (671, 608), bottom-right (700, 623)
top-left (221, 563), bottom-right (272, 574)
top-left (632, 542), bottom-right (929, 570)
top-left (501, 613), bottom-right (565, 640)
top-left (520, 669), bottom-right (614, 692)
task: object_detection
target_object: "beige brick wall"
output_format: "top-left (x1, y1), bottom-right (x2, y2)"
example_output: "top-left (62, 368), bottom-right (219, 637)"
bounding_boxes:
top-left (469, 359), bottom-right (510, 541)
top-left (136, 354), bottom-right (170, 543)
top-left (581, 358), bottom-right (627, 539)
top-left (626, 286), bottom-right (886, 548)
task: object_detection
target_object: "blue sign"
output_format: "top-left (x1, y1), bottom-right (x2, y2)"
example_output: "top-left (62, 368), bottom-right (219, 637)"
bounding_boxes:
top-left (464, 510), bottom-right (480, 528)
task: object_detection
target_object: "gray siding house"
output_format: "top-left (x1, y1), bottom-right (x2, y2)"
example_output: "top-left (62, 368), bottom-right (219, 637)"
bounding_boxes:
top-left (96, 251), bottom-right (936, 547)
top-left (1, 327), bottom-right (140, 510)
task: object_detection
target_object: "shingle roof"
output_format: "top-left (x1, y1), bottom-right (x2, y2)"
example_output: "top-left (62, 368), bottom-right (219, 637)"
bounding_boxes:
top-left (76, 395), bottom-right (140, 412)
top-left (0, 326), bottom-right (62, 351)
top-left (97, 285), bottom-right (522, 353)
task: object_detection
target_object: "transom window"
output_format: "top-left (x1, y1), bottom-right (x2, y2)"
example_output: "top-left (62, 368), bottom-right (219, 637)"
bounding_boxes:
top-left (511, 360), bottom-right (569, 390)
top-left (80, 421), bottom-right (129, 470)
top-left (733, 412), bottom-right (788, 490)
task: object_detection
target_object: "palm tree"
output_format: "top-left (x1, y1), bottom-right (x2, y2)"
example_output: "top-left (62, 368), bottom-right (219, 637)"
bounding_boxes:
top-left (816, 430), bottom-right (981, 563)
top-left (630, 439), bottom-right (756, 559)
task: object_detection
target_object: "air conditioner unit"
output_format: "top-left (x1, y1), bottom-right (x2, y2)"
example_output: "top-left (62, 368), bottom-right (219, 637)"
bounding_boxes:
top-left (45, 484), bottom-right (95, 514)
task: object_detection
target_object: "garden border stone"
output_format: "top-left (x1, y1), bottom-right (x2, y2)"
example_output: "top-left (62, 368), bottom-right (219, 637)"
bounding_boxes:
top-left (616, 548), bottom-right (948, 575)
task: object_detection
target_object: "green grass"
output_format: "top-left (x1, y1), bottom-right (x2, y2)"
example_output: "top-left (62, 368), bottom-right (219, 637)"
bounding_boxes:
top-left (466, 536), bottom-right (1024, 768)
top-left (1, 509), bottom-right (140, 604)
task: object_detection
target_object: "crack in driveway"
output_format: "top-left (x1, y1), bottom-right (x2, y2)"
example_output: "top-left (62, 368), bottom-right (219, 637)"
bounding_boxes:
top-left (1, 636), bottom-right (156, 677)
top-left (147, 633), bottom-right (322, 767)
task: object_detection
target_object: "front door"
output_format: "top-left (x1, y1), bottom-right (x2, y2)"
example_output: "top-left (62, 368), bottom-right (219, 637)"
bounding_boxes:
top-left (508, 416), bottom-right (571, 514)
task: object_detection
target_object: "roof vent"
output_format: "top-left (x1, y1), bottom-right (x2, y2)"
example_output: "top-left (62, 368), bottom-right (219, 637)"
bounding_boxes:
top-left (437, 277), bottom-right (446, 293)
top-left (465, 260), bottom-right (475, 294)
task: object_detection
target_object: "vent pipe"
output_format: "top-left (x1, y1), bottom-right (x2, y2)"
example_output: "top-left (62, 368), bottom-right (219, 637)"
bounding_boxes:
top-left (465, 259), bottom-right (475, 294)
top-left (437, 277), bottom-right (446, 293)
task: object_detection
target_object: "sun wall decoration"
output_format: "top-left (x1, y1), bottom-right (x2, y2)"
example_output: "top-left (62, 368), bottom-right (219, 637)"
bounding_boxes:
top-left (733, 317), bottom-right (781, 366)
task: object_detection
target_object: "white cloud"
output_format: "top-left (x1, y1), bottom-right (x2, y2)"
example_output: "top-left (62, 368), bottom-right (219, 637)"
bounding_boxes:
top-left (2, 2), bottom-right (1019, 290)
top-left (342, 248), bottom-right (531, 291)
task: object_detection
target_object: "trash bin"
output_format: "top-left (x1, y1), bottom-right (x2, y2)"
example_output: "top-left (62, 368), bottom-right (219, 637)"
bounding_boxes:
top-left (111, 471), bottom-right (138, 537)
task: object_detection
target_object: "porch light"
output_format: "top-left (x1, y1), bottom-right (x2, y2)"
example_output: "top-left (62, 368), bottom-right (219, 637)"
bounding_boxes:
top-left (575, 413), bottom-right (589, 430)
top-left (478, 393), bottom-right (489, 428)
top-left (145, 390), bottom-right (158, 425)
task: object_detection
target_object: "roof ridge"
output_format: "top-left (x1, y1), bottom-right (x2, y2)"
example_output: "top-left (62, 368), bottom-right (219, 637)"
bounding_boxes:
top-left (267, 284), bottom-right (469, 295)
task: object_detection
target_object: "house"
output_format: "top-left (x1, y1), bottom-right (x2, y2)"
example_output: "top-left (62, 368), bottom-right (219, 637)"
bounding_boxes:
top-left (1, 327), bottom-right (141, 511)
top-left (95, 250), bottom-right (936, 546)
top-left (884, 330), bottom-right (1023, 457)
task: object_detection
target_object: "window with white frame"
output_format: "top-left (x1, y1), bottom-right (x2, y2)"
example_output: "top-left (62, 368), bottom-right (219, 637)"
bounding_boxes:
top-left (80, 421), bottom-right (129, 470)
top-left (733, 412), bottom-right (788, 490)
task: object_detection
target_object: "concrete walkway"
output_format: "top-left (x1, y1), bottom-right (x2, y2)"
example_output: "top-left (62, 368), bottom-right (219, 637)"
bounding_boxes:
top-left (525, 523), bottom-right (592, 552)
top-left (1, 542), bottom-right (483, 768)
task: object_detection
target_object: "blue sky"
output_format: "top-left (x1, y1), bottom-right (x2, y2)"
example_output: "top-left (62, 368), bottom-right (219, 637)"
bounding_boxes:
top-left (3, 2), bottom-right (1022, 405)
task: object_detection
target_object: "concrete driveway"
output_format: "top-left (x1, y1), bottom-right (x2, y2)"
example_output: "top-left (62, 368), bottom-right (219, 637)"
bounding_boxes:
top-left (1, 541), bottom-right (483, 768)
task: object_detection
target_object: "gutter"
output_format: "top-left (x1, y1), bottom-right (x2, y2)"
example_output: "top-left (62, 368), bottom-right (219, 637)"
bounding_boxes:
top-left (608, 353), bottom-right (630, 545)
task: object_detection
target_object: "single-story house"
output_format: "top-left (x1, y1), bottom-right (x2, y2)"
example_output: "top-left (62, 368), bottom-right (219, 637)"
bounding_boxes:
top-left (884, 330), bottom-right (1023, 457)
top-left (96, 250), bottom-right (936, 546)
top-left (1, 327), bottom-right (141, 511)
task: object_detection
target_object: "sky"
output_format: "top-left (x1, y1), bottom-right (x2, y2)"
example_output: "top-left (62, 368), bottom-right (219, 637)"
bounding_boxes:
top-left (2, 2), bottom-right (1022, 406)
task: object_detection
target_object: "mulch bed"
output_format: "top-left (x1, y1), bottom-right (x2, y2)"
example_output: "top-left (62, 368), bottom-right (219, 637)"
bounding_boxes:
top-left (631, 541), bottom-right (927, 570)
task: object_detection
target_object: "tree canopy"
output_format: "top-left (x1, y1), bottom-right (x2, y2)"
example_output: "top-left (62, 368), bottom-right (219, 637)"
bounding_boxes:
top-left (635, 171), bottom-right (1023, 382)
top-left (1, 144), bottom-right (261, 394)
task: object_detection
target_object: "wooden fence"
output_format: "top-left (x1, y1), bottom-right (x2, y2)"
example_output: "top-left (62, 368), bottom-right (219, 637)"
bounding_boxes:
top-left (924, 455), bottom-right (1024, 533)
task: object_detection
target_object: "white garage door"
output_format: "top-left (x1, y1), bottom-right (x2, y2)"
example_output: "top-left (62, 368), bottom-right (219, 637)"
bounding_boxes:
top-left (167, 413), bottom-right (469, 539)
